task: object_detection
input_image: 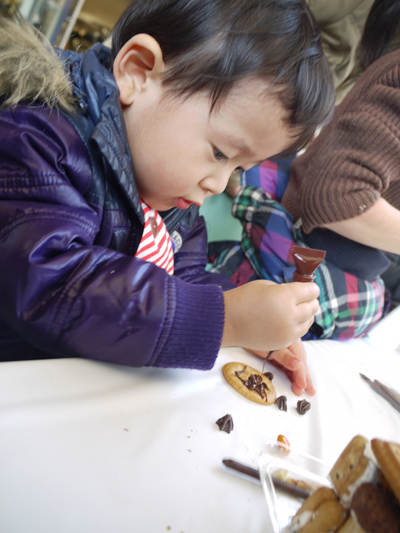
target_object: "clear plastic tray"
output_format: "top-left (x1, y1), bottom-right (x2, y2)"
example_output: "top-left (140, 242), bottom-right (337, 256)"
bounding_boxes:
top-left (258, 441), bottom-right (332, 532)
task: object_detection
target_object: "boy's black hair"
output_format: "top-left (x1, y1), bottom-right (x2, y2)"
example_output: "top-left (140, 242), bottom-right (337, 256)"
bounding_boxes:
top-left (359, 0), bottom-right (400, 70)
top-left (111, 0), bottom-right (335, 155)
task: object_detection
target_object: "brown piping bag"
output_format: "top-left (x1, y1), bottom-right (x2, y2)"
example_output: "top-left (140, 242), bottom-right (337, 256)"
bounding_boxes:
top-left (292, 246), bottom-right (326, 283)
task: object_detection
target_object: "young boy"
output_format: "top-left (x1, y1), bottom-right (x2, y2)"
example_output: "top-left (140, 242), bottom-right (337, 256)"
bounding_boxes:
top-left (0, 0), bottom-right (334, 394)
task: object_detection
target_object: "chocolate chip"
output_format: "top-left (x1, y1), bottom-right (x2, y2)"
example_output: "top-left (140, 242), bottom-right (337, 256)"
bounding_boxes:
top-left (263, 372), bottom-right (274, 380)
top-left (275, 395), bottom-right (287, 411)
top-left (216, 414), bottom-right (234, 434)
top-left (296, 399), bottom-right (311, 415)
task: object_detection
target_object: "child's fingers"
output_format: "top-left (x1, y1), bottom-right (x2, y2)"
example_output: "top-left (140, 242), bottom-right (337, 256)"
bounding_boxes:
top-left (271, 340), bottom-right (316, 396)
top-left (271, 347), bottom-right (301, 370)
top-left (304, 366), bottom-right (316, 395)
top-left (290, 281), bottom-right (320, 302)
top-left (296, 295), bottom-right (320, 319)
top-left (294, 316), bottom-right (316, 341)
top-left (274, 351), bottom-right (307, 395)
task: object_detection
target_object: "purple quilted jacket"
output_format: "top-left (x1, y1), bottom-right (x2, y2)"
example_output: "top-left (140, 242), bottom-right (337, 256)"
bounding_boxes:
top-left (0, 43), bottom-right (233, 369)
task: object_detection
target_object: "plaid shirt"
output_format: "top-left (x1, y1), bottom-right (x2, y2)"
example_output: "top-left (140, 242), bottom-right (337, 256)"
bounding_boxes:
top-left (209, 159), bottom-right (388, 340)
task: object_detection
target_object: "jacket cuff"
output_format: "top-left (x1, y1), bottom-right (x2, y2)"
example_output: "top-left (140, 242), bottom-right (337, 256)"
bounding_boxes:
top-left (151, 278), bottom-right (225, 370)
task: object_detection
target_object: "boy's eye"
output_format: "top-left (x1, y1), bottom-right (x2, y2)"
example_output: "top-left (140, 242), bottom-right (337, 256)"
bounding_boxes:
top-left (214, 148), bottom-right (228, 162)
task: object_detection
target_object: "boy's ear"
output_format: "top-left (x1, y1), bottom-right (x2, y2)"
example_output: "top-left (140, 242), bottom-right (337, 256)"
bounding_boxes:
top-left (113, 34), bottom-right (164, 105)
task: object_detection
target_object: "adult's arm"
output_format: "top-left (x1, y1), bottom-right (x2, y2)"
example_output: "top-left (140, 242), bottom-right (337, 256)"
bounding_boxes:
top-left (291, 53), bottom-right (400, 235)
top-left (324, 197), bottom-right (400, 253)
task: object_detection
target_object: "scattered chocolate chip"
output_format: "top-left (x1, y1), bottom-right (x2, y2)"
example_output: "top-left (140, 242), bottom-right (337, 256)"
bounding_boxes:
top-left (275, 395), bottom-right (287, 411)
top-left (216, 414), bottom-right (234, 434)
top-left (296, 399), bottom-right (311, 415)
top-left (263, 371), bottom-right (274, 380)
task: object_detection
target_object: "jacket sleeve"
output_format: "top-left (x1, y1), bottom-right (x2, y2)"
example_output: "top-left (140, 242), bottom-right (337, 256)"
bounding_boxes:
top-left (0, 107), bottom-right (225, 370)
top-left (172, 214), bottom-right (237, 291)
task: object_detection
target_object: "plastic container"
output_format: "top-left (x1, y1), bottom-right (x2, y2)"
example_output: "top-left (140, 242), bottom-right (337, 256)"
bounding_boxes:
top-left (258, 440), bottom-right (332, 532)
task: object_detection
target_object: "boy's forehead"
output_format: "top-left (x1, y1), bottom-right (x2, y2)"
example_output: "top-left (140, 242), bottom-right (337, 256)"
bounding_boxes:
top-left (226, 78), bottom-right (279, 104)
top-left (231, 83), bottom-right (298, 153)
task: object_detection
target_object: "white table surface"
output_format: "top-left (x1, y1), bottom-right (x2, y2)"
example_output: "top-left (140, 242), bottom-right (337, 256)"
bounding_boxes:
top-left (1, 307), bottom-right (400, 533)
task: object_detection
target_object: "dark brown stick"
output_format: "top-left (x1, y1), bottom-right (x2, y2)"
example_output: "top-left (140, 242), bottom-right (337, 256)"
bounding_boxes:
top-left (360, 373), bottom-right (400, 414)
top-left (222, 459), bottom-right (311, 499)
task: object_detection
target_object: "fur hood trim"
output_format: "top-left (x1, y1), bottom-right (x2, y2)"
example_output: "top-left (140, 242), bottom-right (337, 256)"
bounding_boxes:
top-left (0, 16), bottom-right (76, 112)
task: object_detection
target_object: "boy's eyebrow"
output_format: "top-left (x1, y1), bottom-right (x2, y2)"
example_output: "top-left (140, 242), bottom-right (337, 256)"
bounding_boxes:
top-left (217, 131), bottom-right (267, 165)
top-left (218, 132), bottom-right (253, 155)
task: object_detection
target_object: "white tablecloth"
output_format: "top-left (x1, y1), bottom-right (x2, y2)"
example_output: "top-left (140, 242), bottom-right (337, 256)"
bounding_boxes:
top-left (1, 307), bottom-right (400, 533)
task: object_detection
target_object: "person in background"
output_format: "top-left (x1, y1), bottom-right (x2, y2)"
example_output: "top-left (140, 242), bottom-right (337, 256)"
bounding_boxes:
top-left (307, 0), bottom-right (400, 106)
top-left (0, 0), bottom-right (335, 395)
top-left (211, 0), bottom-right (400, 340)
top-left (225, 0), bottom-right (400, 196)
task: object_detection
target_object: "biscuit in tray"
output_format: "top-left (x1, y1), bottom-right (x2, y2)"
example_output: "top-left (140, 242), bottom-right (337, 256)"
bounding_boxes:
top-left (290, 486), bottom-right (347, 533)
top-left (371, 438), bottom-right (400, 504)
top-left (336, 515), bottom-right (365, 533)
top-left (352, 482), bottom-right (400, 533)
top-left (222, 363), bottom-right (276, 405)
top-left (328, 436), bottom-right (379, 508)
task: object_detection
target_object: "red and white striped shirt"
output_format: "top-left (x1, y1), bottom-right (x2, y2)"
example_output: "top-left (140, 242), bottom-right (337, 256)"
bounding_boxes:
top-left (134, 200), bottom-right (174, 275)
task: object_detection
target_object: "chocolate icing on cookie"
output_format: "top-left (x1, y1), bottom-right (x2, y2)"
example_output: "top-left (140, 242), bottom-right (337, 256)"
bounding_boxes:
top-left (235, 366), bottom-right (270, 400)
top-left (222, 363), bottom-right (276, 405)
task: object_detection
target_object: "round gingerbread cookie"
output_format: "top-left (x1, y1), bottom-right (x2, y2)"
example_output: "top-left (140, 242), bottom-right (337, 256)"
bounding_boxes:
top-left (371, 439), bottom-right (400, 504)
top-left (290, 486), bottom-right (347, 533)
top-left (222, 363), bottom-right (276, 405)
top-left (336, 515), bottom-right (365, 533)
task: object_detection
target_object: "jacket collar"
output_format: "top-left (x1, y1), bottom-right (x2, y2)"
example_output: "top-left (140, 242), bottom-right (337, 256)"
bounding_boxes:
top-left (63, 44), bottom-right (144, 224)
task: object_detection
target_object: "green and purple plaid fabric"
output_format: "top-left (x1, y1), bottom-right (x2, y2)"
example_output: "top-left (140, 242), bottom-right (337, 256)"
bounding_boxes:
top-left (209, 179), bottom-right (388, 340)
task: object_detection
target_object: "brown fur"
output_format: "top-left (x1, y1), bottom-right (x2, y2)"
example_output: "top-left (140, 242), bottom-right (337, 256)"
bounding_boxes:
top-left (0, 16), bottom-right (76, 112)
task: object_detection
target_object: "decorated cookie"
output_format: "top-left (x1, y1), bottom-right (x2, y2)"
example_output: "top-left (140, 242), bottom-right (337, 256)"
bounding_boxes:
top-left (371, 438), bottom-right (400, 504)
top-left (222, 363), bottom-right (276, 405)
top-left (290, 486), bottom-right (347, 533)
top-left (328, 436), bottom-right (379, 508)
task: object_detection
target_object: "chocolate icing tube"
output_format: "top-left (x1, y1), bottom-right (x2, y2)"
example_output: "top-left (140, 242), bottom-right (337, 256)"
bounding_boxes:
top-left (222, 459), bottom-right (311, 499)
top-left (292, 246), bottom-right (326, 283)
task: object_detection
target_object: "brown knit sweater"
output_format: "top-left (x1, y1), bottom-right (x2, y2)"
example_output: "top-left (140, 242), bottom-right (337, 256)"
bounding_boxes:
top-left (282, 47), bottom-right (400, 235)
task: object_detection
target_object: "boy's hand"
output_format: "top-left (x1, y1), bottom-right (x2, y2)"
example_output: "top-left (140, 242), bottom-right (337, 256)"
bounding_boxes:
top-left (222, 280), bottom-right (319, 351)
top-left (247, 339), bottom-right (315, 396)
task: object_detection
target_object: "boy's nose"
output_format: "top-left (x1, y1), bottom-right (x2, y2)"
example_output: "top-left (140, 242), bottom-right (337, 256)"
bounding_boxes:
top-left (200, 168), bottom-right (236, 198)
top-left (211, 169), bottom-right (234, 196)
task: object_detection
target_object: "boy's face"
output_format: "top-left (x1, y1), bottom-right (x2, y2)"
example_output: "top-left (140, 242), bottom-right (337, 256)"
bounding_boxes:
top-left (122, 78), bottom-right (294, 211)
